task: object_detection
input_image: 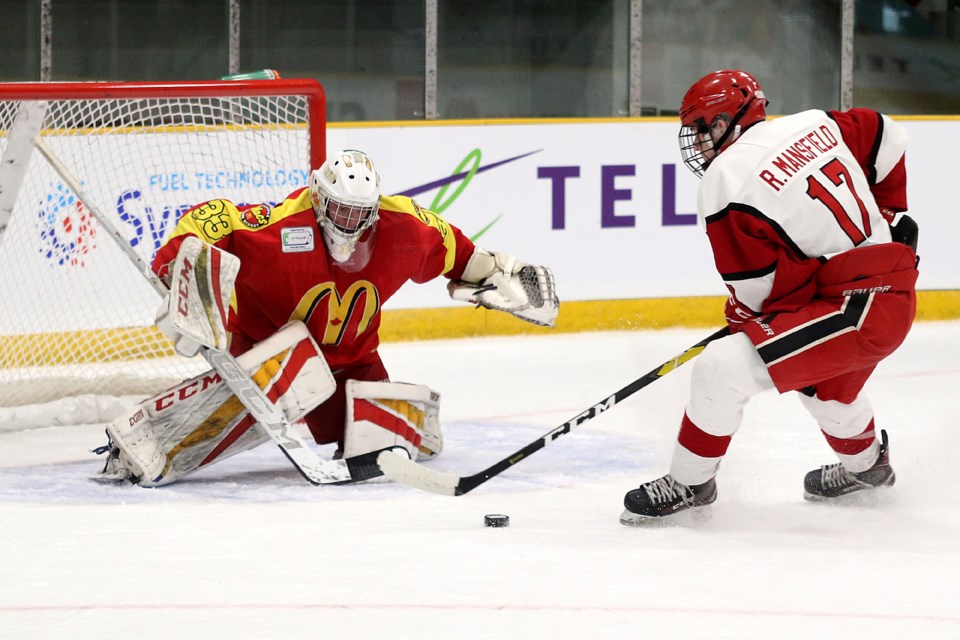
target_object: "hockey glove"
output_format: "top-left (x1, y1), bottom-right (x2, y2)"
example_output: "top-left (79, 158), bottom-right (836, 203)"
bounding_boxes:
top-left (449, 248), bottom-right (559, 328)
top-left (724, 293), bottom-right (757, 334)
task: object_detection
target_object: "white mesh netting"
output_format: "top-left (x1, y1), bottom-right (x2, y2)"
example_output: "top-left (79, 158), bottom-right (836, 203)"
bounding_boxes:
top-left (0, 81), bottom-right (322, 429)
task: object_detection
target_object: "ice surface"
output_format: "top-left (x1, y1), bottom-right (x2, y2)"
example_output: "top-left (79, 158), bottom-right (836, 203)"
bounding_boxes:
top-left (2, 324), bottom-right (959, 639)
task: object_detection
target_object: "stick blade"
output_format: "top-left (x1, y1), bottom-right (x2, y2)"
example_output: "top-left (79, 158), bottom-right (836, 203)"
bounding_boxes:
top-left (376, 448), bottom-right (460, 496)
top-left (276, 445), bottom-right (355, 484)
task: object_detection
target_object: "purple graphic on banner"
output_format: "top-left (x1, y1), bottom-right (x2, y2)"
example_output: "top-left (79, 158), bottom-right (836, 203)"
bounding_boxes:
top-left (661, 164), bottom-right (697, 226)
top-left (602, 165), bottom-right (635, 228)
top-left (537, 162), bottom-right (698, 230)
top-left (537, 166), bottom-right (579, 230)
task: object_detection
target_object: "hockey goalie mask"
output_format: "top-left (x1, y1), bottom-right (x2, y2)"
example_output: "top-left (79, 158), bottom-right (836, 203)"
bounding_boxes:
top-left (310, 149), bottom-right (381, 271)
top-left (678, 70), bottom-right (768, 177)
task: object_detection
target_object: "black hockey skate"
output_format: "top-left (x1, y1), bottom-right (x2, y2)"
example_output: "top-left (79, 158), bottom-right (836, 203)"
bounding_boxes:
top-left (803, 429), bottom-right (895, 501)
top-left (620, 474), bottom-right (717, 525)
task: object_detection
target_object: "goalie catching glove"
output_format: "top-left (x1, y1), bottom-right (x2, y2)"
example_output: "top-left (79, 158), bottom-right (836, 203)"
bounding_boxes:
top-left (449, 247), bottom-right (559, 328)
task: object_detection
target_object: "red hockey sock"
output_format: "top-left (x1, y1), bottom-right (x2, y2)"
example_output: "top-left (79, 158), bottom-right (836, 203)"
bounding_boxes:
top-left (821, 419), bottom-right (876, 456)
top-left (677, 413), bottom-right (732, 458)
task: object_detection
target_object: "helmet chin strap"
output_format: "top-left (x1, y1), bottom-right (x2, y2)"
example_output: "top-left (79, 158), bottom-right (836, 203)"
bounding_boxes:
top-left (707, 96), bottom-right (757, 159)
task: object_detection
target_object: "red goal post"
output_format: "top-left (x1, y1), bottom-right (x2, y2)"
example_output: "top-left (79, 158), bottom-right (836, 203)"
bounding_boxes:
top-left (0, 78), bottom-right (326, 429)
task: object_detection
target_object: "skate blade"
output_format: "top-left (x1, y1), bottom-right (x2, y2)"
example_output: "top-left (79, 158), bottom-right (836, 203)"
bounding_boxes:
top-left (803, 485), bottom-right (897, 507)
top-left (619, 505), bottom-right (713, 528)
top-left (88, 471), bottom-right (136, 485)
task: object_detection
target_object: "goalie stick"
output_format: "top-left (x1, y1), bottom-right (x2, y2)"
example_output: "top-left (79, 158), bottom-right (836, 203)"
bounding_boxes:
top-left (377, 326), bottom-right (731, 495)
top-left (32, 135), bottom-right (385, 486)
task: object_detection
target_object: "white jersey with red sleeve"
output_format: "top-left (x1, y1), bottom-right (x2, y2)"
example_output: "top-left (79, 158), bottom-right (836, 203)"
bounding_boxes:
top-left (697, 109), bottom-right (909, 315)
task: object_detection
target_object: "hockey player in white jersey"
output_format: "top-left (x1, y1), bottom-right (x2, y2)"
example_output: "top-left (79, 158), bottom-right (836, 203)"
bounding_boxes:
top-left (621, 70), bottom-right (919, 524)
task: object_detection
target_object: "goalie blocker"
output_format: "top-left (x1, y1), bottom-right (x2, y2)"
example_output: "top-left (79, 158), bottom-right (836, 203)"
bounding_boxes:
top-left (155, 235), bottom-right (239, 358)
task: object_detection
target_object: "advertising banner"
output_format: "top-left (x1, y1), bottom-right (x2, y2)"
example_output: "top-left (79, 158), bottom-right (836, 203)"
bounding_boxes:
top-left (3, 118), bottom-right (953, 332)
top-left (328, 118), bottom-right (956, 310)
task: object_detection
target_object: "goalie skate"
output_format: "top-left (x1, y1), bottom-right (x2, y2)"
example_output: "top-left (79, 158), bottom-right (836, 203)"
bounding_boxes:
top-left (91, 436), bottom-right (136, 484)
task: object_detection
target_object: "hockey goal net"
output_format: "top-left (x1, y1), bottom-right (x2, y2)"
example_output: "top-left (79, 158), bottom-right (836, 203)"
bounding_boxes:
top-left (0, 79), bottom-right (325, 429)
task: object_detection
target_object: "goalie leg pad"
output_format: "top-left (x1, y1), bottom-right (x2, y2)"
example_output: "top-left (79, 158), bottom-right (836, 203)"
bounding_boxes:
top-left (343, 381), bottom-right (442, 462)
top-left (102, 374), bottom-right (255, 486)
top-left (98, 321), bottom-right (335, 486)
top-left (240, 321), bottom-right (337, 421)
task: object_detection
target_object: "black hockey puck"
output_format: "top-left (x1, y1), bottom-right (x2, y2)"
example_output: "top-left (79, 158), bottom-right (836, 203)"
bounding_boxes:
top-left (484, 514), bottom-right (509, 528)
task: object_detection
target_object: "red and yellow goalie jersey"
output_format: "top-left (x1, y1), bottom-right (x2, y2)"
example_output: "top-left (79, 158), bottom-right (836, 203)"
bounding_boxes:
top-left (153, 189), bottom-right (476, 370)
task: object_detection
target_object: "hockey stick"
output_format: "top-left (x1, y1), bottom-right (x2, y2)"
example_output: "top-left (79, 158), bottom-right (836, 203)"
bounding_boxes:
top-left (377, 326), bottom-right (731, 495)
top-left (32, 136), bottom-right (383, 485)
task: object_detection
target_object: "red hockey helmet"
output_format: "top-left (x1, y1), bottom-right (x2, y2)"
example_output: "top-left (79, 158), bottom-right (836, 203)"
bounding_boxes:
top-left (678, 70), bottom-right (768, 176)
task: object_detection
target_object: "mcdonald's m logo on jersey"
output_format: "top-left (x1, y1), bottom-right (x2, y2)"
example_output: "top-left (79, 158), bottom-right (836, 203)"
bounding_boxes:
top-left (291, 281), bottom-right (380, 345)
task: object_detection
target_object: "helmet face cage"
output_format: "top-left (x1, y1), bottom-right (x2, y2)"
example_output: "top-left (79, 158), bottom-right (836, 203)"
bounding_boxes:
top-left (315, 188), bottom-right (379, 237)
top-left (315, 188), bottom-right (380, 263)
top-left (326, 199), bottom-right (377, 233)
top-left (678, 70), bottom-right (767, 177)
top-left (679, 114), bottom-right (732, 178)
top-left (310, 150), bottom-right (381, 263)
top-left (679, 120), bottom-right (713, 178)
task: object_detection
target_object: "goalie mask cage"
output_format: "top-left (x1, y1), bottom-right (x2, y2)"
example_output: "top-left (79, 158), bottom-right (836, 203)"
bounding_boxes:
top-left (0, 79), bottom-right (325, 430)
